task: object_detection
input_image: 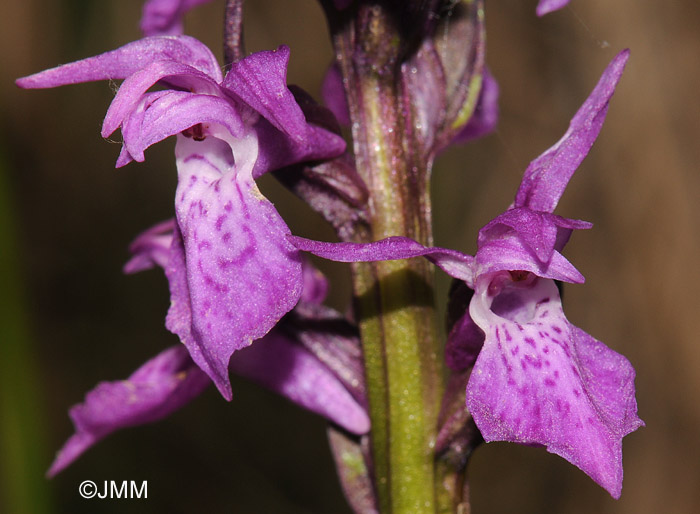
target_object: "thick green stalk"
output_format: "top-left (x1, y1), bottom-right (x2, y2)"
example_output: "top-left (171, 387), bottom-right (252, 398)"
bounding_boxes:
top-left (332, 8), bottom-right (445, 512)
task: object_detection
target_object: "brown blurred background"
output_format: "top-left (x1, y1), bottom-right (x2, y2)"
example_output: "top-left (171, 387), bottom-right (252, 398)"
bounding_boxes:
top-left (1, 1), bottom-right (698, 513)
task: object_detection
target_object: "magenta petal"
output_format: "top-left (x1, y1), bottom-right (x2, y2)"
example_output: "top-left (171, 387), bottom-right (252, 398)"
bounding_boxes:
top-left (171, 133), bottom-right (302, 399)
top-left (475, 235), bottom-right (584, 283)
top-left (140, 0), bottom-right (214, 37)
top-left (123, 219), bottom-right (176, 274)
top-left (229, 328), bottom-right (370, 435)
top-left (536, 0), bottom-right (571, 16)
top-left (121, 91), bottom-right (246, 162)
top-left (118, 90), bottom-right (171, 164)
top-left (16, 36), bottom-right (221, 90)
top-left (289, 235), bottom-right (475, 286)
top-left (466, 276), bottom-right (642, 497)
top-left (514, 50), bottom-right (630, 213)
top-left (479, 208), bottom-right (592, 264)
top-left (222, 46), bottom-right (309, 143)
top-left (47, 345), bottom-right (210, 476)
top-left (102, 60), bottom-right (220, 137)
top-left (480, 208), bottom-right (559, 264)
top-left (452, 68), bottom-right (499, 144)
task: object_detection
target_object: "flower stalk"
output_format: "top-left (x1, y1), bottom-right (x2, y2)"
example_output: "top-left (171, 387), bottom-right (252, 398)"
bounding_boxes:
top-left (328, 4), bottom-right (446, 511)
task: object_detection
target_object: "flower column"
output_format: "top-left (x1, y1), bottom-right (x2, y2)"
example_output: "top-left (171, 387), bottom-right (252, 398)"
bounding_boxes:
top-left (324, 3), bottom-right (447, 512)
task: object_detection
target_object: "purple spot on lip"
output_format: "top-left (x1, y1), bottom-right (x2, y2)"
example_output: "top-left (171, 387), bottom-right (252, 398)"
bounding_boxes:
top-left (215, 215), bottom-right (227, 231)
top-left (524, 337), bottom-right (536, 348)
top-left (222, 232), bottom-right (231, 242)
top-left (224, 201), bottom-right (233, 212)
top-left (235, 182), bottom-right (251, 219)
top-left (552, 326), bottom-right (562, 334)
top-left (524, 354), bottom-right (542, 369)
top-left (544, 378), bottom-right (556, 387)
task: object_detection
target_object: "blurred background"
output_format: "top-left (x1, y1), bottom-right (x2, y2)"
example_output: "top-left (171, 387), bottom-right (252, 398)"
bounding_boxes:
top-left (1, 0), bottom-right (698, 512)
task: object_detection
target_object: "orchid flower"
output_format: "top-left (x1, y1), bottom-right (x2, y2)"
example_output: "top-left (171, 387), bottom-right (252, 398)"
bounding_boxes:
top-left (47, 223), bottom-right (369, 476)
top-left (17, 37), bottom-right (347, 400)
top-left (292, 50), bottom-right (642, 497)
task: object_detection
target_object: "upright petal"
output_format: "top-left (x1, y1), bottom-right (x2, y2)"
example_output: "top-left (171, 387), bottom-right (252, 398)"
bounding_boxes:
top-left (172, 131), bottom-right (303, 399)
top-left (223, 46), bottom-right (313, 145)
top-left (514, 50), bottom-right (629, 213)
top-left (466, 275), bottom-right (642, 497)
top-left (16, 36), bottom-right (222, 89)
top-left (239, 58), bottom-right (347, 177)
top-left (47, 345), bottom-right (210, 476)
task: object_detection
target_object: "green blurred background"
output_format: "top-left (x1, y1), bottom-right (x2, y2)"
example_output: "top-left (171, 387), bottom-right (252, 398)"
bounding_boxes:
top-left (1, 0), bottom-right (699, 512)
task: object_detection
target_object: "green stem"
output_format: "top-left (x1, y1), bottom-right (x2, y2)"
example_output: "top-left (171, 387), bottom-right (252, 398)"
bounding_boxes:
top-left (331, 7), bottom-right (445, 512)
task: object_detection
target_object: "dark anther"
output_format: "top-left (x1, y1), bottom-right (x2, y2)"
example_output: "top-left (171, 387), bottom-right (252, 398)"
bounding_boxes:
top-left (182, 124), bottom-right (206, 141)
top-left (509, 270), bottom-right (530, 282)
